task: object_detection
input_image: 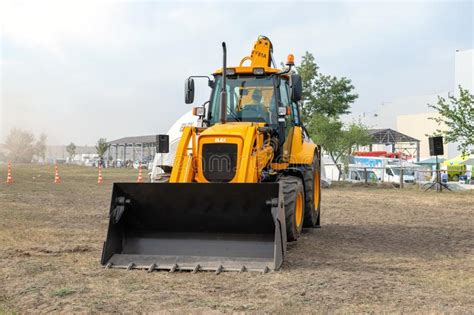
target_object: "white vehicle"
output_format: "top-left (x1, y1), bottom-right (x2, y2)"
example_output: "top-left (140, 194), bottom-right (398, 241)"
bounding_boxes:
top-left (133, 159), bottom-right (152, 170)
top-left (81, 154), bottom-right (99, 164)
top-left (115, 159), bottom-right (123, 168)
top-left (384, 166), bottom-right (416, 184)
top-left (347, 167), bottom-right (379, 183)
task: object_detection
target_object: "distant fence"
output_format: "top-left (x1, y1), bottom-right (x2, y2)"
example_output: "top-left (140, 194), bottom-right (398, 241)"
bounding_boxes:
top-left (325, 164), bottom-right (473, 189)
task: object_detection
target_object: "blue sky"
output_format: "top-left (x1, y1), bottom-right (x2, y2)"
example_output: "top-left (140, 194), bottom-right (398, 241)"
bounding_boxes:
top-left (0, 0), bottom-right (472, 145)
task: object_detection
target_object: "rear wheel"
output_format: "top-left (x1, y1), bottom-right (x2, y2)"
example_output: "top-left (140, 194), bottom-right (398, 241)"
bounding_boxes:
top-left (280, 176), bottom-right (305, 241)
top-left (303, 154), bottom-right (321, 228)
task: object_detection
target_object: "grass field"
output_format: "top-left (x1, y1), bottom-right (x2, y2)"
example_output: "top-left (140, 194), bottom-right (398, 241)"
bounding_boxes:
top-left (0, 164), bottom-right (473, 313)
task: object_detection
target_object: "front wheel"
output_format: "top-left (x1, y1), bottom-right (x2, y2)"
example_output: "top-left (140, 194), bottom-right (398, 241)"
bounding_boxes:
top-left (303, 154), bottom-right (321, 228)
top-left (280, 176), bottom-right (305, 241)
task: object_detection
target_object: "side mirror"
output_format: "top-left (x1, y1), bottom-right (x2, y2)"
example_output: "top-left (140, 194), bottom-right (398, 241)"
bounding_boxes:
top-left (290, 74), bottom-right (302, 102)
top-left (185, 78), bottom-right (195, 104)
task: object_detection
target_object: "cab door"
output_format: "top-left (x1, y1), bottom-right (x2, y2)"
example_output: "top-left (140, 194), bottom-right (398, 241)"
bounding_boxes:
top-left (279, 78), bottom-right (295, 162)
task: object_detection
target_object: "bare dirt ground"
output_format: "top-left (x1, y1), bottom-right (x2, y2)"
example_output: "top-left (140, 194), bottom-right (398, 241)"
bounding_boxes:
top-left (0, 164), bottom-right (473, 313)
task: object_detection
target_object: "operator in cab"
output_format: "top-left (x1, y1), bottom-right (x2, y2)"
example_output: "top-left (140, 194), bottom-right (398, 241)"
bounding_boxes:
top-left (240, 89), bottom-right (269, 122)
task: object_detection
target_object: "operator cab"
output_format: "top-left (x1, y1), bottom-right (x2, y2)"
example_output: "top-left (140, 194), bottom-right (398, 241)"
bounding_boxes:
top-left (208, 75), bottom-right (278, 125)
top-left (183, 36), bottom-right (304, 153)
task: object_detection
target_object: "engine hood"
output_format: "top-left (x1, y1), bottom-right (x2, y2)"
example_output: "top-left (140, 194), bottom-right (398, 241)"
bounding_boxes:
top-left (200, 122), bottom-right (266, 138)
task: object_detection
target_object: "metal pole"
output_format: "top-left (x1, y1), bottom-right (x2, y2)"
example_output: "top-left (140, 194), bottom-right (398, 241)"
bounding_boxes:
top-left (400, 168), bottom-right (404, 189)
top-left (123, 144), bottom-right (127, 167)
top-left (364, 167), bottom-right (368, 184)
top-left (220, 42), bottom-right (227, 124)
top-left (436, 155), bottom-right (441, 192)
top-left (132, 143), bottom-right (135, 162)
top-left (416, 141), bottom-right (420, 162)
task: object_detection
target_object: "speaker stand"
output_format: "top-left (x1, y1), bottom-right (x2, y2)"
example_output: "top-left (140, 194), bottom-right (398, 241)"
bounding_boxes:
top-left (424, 155), bottom-right (451, 192)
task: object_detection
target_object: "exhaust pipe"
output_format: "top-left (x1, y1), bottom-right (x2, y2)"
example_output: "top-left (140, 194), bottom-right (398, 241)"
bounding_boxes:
top-left (220, 42), bottom-right (227, 124)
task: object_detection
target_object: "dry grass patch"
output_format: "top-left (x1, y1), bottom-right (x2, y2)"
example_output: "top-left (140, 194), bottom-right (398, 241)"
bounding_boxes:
top-left (0, 164), bottom-right (473, 313)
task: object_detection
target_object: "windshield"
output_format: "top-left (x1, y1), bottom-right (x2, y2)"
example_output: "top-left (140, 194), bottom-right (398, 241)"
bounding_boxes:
top-left (366, 171), bottom-right (377, 180)
top-left (209, 76), bottom-right (277, 125)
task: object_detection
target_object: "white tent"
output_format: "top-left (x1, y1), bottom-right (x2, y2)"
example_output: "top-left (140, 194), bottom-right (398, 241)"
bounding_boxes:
top-left (150, 110), bottom-right (199, 181)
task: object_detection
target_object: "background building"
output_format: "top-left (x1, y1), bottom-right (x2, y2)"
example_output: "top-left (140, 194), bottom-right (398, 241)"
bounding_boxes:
top-left (362, 49), bottom-right (473, 160)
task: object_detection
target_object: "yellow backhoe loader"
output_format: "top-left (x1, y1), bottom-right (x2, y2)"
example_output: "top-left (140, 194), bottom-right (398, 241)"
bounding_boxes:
top-left (101, 36), bottom-right (321, 273)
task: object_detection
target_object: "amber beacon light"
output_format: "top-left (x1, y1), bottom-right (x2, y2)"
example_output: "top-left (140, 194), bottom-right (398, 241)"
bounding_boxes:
top-left (286, 54), bottom-right (295, 66)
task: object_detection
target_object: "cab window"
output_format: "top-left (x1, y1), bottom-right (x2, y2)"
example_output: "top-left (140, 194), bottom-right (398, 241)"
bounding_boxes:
top-left (279, 79), bottom-right (294, 124)
top-left (292, 102), bottom-right (300, 125)
top-left (209, 76), bottom-right (277, 125)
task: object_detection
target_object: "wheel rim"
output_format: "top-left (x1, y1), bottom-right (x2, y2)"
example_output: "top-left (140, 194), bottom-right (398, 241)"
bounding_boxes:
top-left (314, 169), bottom-right (320, 209)
top-left (295, 191), bottom-right (303, 228)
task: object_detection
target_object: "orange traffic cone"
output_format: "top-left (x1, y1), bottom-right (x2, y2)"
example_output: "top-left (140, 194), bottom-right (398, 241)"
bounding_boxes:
top-left (6, 162), bottom-right (13, 184)
top-left (97, 165), bottom-right (104, 184)
top-left (136, 162), bottom-right (143, 183)
top-left (54, 163), bottom-right (61, 184)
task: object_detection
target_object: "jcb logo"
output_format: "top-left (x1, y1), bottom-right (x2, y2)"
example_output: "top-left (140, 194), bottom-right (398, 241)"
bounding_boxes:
top-left (214, 138), bottom-right (227, 143)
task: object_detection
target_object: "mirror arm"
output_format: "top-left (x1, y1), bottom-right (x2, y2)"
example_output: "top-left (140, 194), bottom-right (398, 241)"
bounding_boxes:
top-left (187, 75), bottom-right (212, 85)
top-left (276, 63), bottom-right (293, 76)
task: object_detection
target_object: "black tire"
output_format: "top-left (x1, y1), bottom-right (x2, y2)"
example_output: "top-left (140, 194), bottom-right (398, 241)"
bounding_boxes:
top-left (280, 176), bottom-right (305, 241)
top-left (303, 154), bottom-right (321, 228)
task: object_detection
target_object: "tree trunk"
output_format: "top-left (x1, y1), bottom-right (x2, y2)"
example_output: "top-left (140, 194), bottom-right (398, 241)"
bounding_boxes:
top-left (329, 153), bottom-right (343, 181)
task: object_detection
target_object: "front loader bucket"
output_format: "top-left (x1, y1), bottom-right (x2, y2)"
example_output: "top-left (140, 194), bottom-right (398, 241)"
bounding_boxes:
top-left (101, 183), bottom-right (286, 273)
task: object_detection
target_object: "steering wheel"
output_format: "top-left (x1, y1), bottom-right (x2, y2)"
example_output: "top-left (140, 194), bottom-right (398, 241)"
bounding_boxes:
top-left (241, 105), bottom-right (260, 115)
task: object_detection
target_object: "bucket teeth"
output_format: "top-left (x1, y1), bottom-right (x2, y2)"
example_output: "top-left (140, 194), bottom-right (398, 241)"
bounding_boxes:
top-left (169, 264), bottom-right (178, 273)
top-left (101, 183), bottom-right (286, 274)
top-left (147, 263), bottom-right (156, 273)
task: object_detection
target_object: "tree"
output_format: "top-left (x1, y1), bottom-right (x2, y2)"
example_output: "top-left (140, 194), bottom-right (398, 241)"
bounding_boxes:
top-left (429, 86), bottom-right (474, 154)
top-left (35, 133), bottom-right (47, 161)
top-left (308, 115), bottom-right (371, 180)
top-left (66, 142), bottom-right (77, 160)
top-left (296, 51), bottom-right (363, 180)
top-left (4, 128), bottom-right (36, 163)
top-left (96, 138), bottom-right (108, 158)
top-left (296, 51), bottom-right (358, 121)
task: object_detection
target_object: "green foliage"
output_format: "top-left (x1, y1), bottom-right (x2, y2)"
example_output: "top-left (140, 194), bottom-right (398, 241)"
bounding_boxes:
top-left (429, 86), bottom-right (474, 154)
top-left (308, 115), bottom-right (371, 180)
top-left (66, 142), bottom-right (77, 159)
top-left (95, 138), bottom-right (108, 158)
top-left (344, 122), bottom-right (373, 151)
top-left (307, 114), bottom-right (344, 157)
top-left (296, 51), bottom-right (358, 120)
top-left (5, 128), bottom-right (36, 163)
top-left (295, 51), bottom-right (365, 180)
top-left (296, 52), bottom-right (319, 103)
